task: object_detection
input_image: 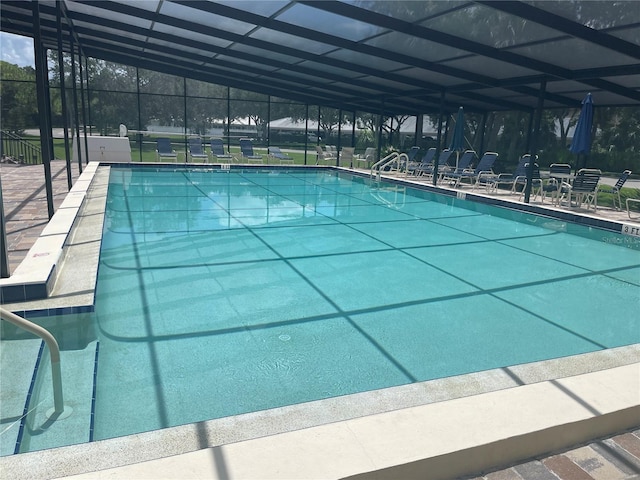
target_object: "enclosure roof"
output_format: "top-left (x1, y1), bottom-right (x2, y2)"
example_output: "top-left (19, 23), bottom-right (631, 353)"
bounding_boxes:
top-left (2, 0), bottom-right (639, 115)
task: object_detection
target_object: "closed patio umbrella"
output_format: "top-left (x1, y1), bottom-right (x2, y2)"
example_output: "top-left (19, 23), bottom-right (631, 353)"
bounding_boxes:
top-left (569, 93), bottom-right (594, 170)
top-left (449, 107), bottom-right (465, 153)
top-left (449, 107), bottom-right (465, 172)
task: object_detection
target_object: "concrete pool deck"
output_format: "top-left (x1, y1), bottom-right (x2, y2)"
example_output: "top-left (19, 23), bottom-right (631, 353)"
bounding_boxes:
top-left (0, 160), bottom-right (639, 479)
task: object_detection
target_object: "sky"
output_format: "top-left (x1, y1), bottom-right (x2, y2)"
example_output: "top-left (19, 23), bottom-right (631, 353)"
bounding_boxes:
top-left (1, 31), bottom-right (35, 67)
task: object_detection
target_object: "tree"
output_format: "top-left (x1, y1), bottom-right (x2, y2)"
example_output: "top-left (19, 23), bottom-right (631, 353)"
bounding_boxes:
top-left (0, 61), bottom-right (37, 132)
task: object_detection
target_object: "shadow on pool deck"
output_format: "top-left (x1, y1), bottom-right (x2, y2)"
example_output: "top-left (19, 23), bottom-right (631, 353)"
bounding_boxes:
top-left (1, 160), bottom-right (638, 480)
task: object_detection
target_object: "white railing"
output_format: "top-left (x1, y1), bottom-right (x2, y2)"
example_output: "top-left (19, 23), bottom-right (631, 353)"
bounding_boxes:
top-left (1, 307), bottom-right (65, 415)
top-left (370, 151), bottom-right (399, 178)
top-left (370, 152), bottom-right (412, 178)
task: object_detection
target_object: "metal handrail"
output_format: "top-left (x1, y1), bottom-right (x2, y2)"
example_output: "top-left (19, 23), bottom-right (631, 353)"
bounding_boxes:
top-left (0, 307), bottom-right (64, 415)
top-left (370, 151), bottom-right (399, 178)
top-left (0, 130), bottom-right (43, 164)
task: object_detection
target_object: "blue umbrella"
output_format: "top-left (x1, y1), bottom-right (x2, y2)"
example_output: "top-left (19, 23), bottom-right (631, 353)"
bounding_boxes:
top-left (569, 93), bottom-right (594, 169)
top-left (447, 106), bottom-right (465, 175)
top-left (449, 107), bottom-right (465, 152)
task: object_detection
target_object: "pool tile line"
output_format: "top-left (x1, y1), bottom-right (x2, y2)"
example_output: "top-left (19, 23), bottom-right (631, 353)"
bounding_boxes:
top-left (13, 340), bottom-right (45, 455)
top-left (370, 170), bottom-right (634, 233)
top-left (88, 342), bottom-right (100, 443)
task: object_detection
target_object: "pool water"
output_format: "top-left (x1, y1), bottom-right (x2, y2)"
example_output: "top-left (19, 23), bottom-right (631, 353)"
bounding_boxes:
top-left (92, 167), bottom-right (640, 441)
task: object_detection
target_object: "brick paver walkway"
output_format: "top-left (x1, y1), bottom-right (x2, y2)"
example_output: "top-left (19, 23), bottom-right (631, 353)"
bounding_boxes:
top-left (1, 159), bottom-right (80, 274)
top-left (470, 430), bottom-right (640, 479)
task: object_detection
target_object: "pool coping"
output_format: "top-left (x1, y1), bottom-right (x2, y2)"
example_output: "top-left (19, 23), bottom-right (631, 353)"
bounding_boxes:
top-left (1, 162), bottom-right (639, 479)
top-left (1, 354), bottom-right (638, 480)
top-left (0, 162), bottom-right (100, 304)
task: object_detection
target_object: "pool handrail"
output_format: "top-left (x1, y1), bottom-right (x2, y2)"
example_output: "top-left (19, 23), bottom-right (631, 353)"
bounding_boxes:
top-left (370, 151), bottom-right (407, 178)
top-left (0, 307), bottom-right (64, 415)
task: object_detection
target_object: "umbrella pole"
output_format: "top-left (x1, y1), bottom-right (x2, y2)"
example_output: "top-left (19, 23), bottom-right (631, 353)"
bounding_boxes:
top-left (574, 153), bottom-right (581, 174)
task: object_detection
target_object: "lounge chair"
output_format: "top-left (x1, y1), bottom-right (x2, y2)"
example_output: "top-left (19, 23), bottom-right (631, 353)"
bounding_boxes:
top-left (599, 169), bottom-right (632, 210)
top-left (354, 147), bottom-right (377, 169)
top-left (326, 145), bottom-right (338, 156)
top-left (339, 147), bottom-right (355, 168)
top-left (408, 148), bottom-right (436, 176)
top-left (239, 138), bottom-right (263, 163)
top-left (468, 152), bottom-right (499, 189)
top-left (406, 146), bottom-right (421, 163)
top-left (156, 137), bottom-right (177, 162)
top-left (394, 146), bottom-right (419, 174)
top-left (386, 146), bottom-right (420, 175)
top-left (417, 149), bottom-right (455, 180)
top-left (315, 145), bottom-right (334, 165)
top-left (447, 152), bottom-right (498, 190)
top-left (440, 150), bottom-right (476, 182)
top-left (209, 138), bottom-right (234, 163)
top-left (513, 162), bottom-right (542, 200)
top-left (559, 168), bottom-right (602, 210)
top-left (268, 146), bottom-right (294, 164)
top-left (541, 163), bottom-right (572, 204)
top-left (188, 138), bottom-right (208, 163)
top-left (491, 154), bottom-right (541, 195)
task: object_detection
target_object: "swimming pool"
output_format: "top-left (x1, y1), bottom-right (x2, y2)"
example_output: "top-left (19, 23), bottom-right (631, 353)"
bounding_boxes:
top-left (4, 166), bottom-right (639, 455)
top-left (0, 165), bottom-right (640, 458)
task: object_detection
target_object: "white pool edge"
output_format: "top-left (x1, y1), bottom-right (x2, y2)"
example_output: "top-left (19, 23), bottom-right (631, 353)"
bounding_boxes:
top-left (51, 363), bottom-right (640, 479)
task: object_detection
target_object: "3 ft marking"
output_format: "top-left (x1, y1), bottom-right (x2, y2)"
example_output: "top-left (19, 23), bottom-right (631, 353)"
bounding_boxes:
top-left (622, 223), bottom-right (640, 237)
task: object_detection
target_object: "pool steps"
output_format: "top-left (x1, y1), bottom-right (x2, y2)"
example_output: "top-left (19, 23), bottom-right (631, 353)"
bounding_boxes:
top-left (0, 337), bottom-right (41, 456)
top-left (16, 341), bottom-right (97, 454)
top-left (0, 339), bottom-right (99, 456)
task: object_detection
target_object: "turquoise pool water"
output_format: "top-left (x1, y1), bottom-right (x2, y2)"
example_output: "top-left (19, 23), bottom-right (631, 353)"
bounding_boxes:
top-left (90, 167), bottom-right (639, 441)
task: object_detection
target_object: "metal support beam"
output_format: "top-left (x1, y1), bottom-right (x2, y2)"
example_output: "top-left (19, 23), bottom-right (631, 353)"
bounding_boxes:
top-left (304, 104), bottom-right (309, 165)
top-left (415, 113), bottom-right (423, 148)
top-left (266, 96), bottom-right (271, 150)
top-left (226, 87), bottom-right (231, 151)
top-left (479, 112), bottom-right (488, 158)
top-left (433, 91), bottom-right (446, 186)
top-left (79, 55), bottom-right (89, 163)
top-left (70, 37), bottom-right (83, 173)
top-left (136, 67), bottom-right (143, 162)
top-left (57, 1), bottom-right (72, 190)
top-left (183, 77), bottom-right (188, 161)
top-left (336, 109), bottom-right (342, 167)
top-left (376, 106), bottom-right (384, 165)
top-left (524, 79), bottom-right (547, 203)
top-left (1, 177), bottom-right (9, 278)
top-left (32, 0), bottom-right (55, 220)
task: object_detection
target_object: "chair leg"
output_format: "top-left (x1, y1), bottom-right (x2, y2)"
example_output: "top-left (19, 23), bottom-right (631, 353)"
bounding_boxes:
top-left (614, 190), bottom-right (621, 210)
